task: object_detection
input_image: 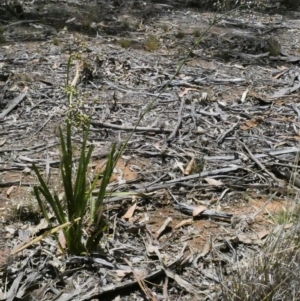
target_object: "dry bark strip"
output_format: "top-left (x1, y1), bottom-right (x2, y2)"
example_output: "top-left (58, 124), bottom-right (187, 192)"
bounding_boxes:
top-left (163, 165), bottom-right (242, 184)
top-left (167, 96), bottom-right (185, 144)
top-left (238, 140), bottom-right (281, 184)
top-left (217, 122), bottom-right (239, 144)
top-left (173, 202), bottom-right (232, 220)
top-left (0, 88), bottom-right (27, 120)
top-left (102, 166), bottom-right (242, 203)
top-left (91, 120), bottom-right (183, 133)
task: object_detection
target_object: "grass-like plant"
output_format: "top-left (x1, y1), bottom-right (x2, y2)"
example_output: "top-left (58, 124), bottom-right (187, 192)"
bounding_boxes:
top-left (32, 121), bottom-right (117, 254)
top-left (31, 53), bottom-right (120, 255)
top-left (221, 224), bottom-right (300, 300)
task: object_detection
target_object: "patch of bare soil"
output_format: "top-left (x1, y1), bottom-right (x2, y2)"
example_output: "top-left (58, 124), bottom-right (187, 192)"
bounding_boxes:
top-left (1, 0), bottom-right (300, 300)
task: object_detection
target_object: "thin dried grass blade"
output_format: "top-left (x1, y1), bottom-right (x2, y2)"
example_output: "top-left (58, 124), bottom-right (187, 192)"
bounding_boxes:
top-left (11, 218), bottom-right (81, 255)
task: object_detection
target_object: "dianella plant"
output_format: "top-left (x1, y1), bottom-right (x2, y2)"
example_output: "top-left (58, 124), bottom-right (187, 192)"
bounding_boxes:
top-left (32, 54), bottom-right (119, 255)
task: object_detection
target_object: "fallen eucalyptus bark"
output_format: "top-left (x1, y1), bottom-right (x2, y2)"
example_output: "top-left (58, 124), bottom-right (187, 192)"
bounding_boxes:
top-left (173, 202), bottom-right (233, 220)
top-left (0, 88), bottom-right (27, 120)
top-left (164, 165), bottom-right (242, 184)
top-left (271, 167), bottom-right (300, 188)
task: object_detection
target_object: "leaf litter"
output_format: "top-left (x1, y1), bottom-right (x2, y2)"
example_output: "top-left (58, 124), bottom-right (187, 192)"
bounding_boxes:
top-left (1, 0), bottom-right (300, 300)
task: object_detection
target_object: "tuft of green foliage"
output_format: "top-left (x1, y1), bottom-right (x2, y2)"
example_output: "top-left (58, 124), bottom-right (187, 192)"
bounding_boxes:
top-left (118, 38), bottom-right (132, 48)
top-left (175, 31), bottom-right (185, 39)
top-left (144, 35), bottom-right (159, 51)
top-left (52, 38), bottom-right (60, 46)
top-left (266, 205), bottom-right (300, 225)
top-left (33, 121), bottom-right (118, 254)
top-left (193, 29), bottom-right (201, 37)
top-left (32, 53), bottom-right (121, 255)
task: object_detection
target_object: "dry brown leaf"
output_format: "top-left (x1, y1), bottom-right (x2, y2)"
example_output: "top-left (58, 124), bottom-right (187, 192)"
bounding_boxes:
top-left (284, 222), bottom-right (293, 229)
top-left (133, 269), bottom-right (147, 278)
top-left (240, 120), bottom-right (258, 130)
top-left (238, 233), bottom-right (262, 245)
top-left (6, 186), bottom-right (15, 197)
top-left (157, 217), bottom-right (173, 237)
top-left (245, 120), bottom-right (258, 128)
top-left (204, 178), bottom-right (223, 186)
top-left (58, 230), bottom-right (66, 249)
top-left (192, 205), bottom-right (207, 217)
top-left (116, 269), bottom-right (131, 278)
top-left (186, 58), bottom-right (217, 70)
top-left (0, 138), bottom-right (6, 147)
top-left (122, 202), bottom-right (137, 219)
top-left (184, 157), bottom-right (195, 176)
top-left (200, 239), bottom-right (211, 257)
top-left (31, 218), bottom-right (49, 235)
top-left (240, 88), bottom-right (248, 103)
top-left (179, 87), bottom-right (194, 97)
top-left (240, 125), bottom-right (249, 131)
top-left (175, 218), bottom-right (193, 229)
top-left (257, 229), bottom-right (270, 239)
top-left (175, 160), bottom-right (185, 174)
